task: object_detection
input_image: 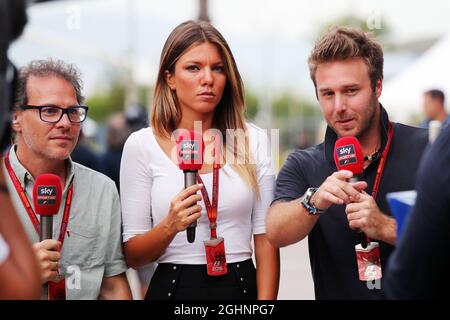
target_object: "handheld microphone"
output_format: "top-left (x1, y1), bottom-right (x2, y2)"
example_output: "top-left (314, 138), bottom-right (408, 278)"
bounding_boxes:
top-left (33, 174), bottom-right (62, 242)
top-left (33, 174), bottom-right (62, 299)
top-left (334, 136), bottom-right (368, 248)
top-left (176, 130), bottom-right (204, 243)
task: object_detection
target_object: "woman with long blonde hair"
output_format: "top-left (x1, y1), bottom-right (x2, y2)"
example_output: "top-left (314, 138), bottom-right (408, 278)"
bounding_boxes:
top-left (120, 20), bottom-right (279, 300)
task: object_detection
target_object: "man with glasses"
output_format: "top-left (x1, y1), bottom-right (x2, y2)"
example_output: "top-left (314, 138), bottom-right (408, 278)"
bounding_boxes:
top-left (2, 59), bottom-right (132, 299)
top-left (19, 105), bottom-right (88, 123)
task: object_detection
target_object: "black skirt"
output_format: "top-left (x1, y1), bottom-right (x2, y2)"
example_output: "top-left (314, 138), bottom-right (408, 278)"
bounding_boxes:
top-left (145, 259), bottom-right (257, 300)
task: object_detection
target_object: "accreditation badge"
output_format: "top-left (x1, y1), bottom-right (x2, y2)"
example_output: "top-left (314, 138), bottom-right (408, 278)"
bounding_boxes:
top-left (204, 237), bottom-right (228, 276)
top-left (355, 241), bottom-right (382, 281)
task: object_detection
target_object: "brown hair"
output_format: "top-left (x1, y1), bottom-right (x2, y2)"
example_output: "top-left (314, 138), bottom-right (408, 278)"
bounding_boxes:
top-left (15, 58), bottom-right (85, 109)
top-left (425, 89), bottom-right (445, 104)
top-left (150, 20), bottom-right (259, 196)
top-left (308, 26), bottom-right (384, 92)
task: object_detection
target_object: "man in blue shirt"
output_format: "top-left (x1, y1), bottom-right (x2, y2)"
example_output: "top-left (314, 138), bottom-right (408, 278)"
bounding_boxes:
top-left (420, 89), bottom-right (450, 128)
top-left (385, 124), bottom-right (450, 299)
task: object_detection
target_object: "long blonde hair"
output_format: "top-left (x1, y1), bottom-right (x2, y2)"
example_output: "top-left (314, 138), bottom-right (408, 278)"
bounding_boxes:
top-left (150, 20), bottom-right (259, 196)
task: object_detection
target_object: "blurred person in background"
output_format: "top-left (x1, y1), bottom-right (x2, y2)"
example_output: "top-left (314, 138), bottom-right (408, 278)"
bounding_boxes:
top-left (1, 0), bottom-right (41, 300)
top-left (420, 89), bottom-right (449, 128)
top-left (385, 123), bottom-right (450, 299)
top-left (100, 110), bottom-right (154, 299)
top-left (100, 110), bottom-right (155, 298)
top-left (0, 108), bottom-right (41, 300)
top-left (71, 129), bottom-right (102, 172)
top-left (125, 103), bottom-right (148, 133)
top-left (99, 105), bottom-right (148, 193)
top-left (3, 58), bottom-right (131, 299)
top-left (99, 112), bottom-right (131, 192)
top-left (0, 0), bottom-right (27, 153)
top-left (120, 20), bottom-right (279, 300)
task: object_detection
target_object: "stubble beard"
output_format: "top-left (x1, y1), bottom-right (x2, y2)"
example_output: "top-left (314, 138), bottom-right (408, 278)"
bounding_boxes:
top-left (355, 96), bottom-right (379, 141)
top-left (22, 130), bottom-right (76, 161)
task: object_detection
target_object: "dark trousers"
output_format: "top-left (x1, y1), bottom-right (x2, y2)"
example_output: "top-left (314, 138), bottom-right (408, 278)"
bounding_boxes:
top-left (145, 259), bottom-right (257, 300)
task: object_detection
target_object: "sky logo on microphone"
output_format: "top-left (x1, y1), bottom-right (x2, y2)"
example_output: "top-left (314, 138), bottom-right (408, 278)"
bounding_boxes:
top-left (179, 140), bottom-right (199, 161)
top-left (336, 144), bottom-right (356, 166)
top-left (37, 186), bottom-right (57, 205)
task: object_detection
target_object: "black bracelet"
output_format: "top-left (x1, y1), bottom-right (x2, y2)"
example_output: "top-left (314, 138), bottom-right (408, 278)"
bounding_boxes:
top-left (0, 184), bottom-right (8, 194)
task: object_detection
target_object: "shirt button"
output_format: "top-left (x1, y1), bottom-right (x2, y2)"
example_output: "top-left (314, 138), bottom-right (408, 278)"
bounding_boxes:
top-left (243, 290), bottom-right (247, 294)
top-left (173, 266), bottom-right (177, 270)
top-left (236, 264), bottom-right (240, 268)
top-left (172, 279), bottom-right (176, 284)
top-left (240, 277), bottom-right (244, 282)
top-left (168, 293), bottom-right (171, 297)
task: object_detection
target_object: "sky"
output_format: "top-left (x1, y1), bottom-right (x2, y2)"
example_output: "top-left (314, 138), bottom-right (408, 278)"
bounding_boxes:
top-left (211, 0), bottom-right (450, 40)
top-left (8, 0), bottom-right (450, 103)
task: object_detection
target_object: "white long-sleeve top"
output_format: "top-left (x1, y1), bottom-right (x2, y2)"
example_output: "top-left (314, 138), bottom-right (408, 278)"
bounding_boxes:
top-left (120, 123), bottom-right (275, 264)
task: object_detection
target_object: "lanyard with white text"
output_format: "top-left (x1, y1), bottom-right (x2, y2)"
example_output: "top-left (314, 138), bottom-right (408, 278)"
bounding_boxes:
top-left (3, 152), bottom-right (73, 250)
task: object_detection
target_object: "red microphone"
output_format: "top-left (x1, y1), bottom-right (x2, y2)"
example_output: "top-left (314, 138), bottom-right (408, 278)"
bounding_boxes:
top-left (334, 136), bottom-right (364, 176)
top-left (176, 130), bottom-right (204, 243)
top-left (33, 174), bottom-right (62, 242)
top-left (334, 136), bottom-right (367, 248)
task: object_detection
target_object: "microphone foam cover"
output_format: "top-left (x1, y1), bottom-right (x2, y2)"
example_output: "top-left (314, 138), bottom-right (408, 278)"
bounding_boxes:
top-left (33, 174), bottom-right (62, 216)
top-left (334, 136), bottom-right (364, 175)
top-left (176, 130), bottom-right (204, 171)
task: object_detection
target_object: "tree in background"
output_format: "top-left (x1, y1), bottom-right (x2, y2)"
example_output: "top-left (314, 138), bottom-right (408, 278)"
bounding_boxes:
top-left (245, 89), bottom-right (259, 120)
top-left (86, 67), bottom-right (151, 123)
top-left (271, 92), bottom-right (322, 152)
top-left (316, 14), bottom-right (390, 40)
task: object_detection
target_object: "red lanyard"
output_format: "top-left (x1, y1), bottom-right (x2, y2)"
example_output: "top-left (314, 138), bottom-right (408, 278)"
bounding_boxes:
top-left (3, 152), bottom-right (73, 250)
top-left (197, 163), bottom-right (219, 239)
top-left (196, 138), bottom-right (221, 239)
top-left (371, 122), bottom-right (393, 201)
top-left (361, 122), bottom-right (393, 244)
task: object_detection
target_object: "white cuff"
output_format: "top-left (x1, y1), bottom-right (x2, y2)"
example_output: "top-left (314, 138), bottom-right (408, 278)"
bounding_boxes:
top-left (0, 233), bottom-right (10, 265)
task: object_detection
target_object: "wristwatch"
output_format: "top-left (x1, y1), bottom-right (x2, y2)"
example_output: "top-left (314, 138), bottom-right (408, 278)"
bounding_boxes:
top-left (299, 187), bottom-right (325, 215)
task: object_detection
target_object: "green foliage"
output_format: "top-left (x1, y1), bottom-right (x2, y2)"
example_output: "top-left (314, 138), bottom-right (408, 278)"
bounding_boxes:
top-left (245, 89), bottom-right (259, 119)
top-left (270, 92), bottom-right (323, 150)
top-left (138, 85), bottom-right (152, 109)
top-left (86, 68), bottom-right (151, 122)
top-left (316, 14), bottom-right (391, 40)
top-left (86, 81), bottom-right (126, 122)
top-left (272, 92), bottom-right (319, 118)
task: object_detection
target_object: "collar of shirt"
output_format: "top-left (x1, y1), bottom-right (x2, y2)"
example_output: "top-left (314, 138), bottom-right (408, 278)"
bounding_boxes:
top-left (324, 104), bottom-right (391, 168)
top-left (8, 144), bottom-right (75, 193)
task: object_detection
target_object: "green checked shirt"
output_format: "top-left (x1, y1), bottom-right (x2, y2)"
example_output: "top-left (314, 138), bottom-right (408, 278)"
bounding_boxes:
top-left (3, 145), bottom-right (127, 300)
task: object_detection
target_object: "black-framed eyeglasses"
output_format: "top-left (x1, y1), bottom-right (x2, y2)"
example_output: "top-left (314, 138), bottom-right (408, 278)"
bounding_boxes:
top-left (20, 105), bottom-right (89, 124)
